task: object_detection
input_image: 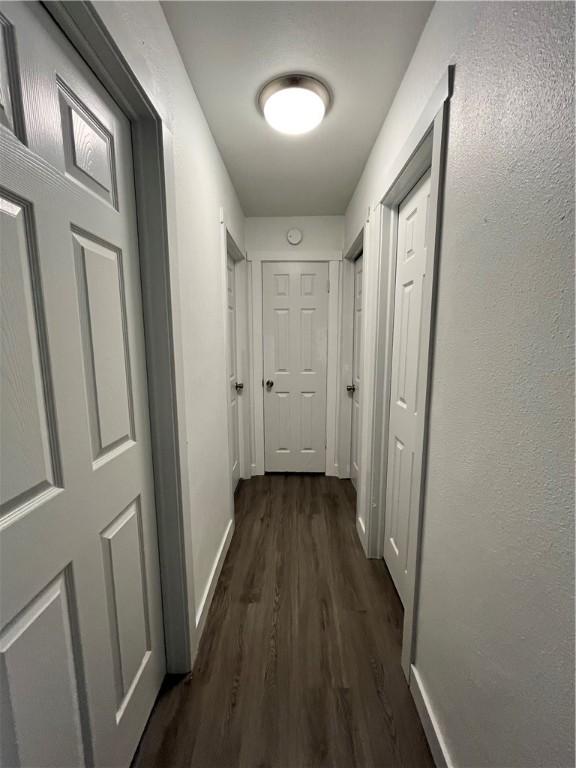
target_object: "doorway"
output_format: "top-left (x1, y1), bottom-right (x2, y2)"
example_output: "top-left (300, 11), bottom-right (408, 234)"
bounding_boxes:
top-left (226, 254), bottom-right (241, 490)
top-left (262, 261), bottom-right (329, 472)
top-left (349, 252), bottom-right (363, 488)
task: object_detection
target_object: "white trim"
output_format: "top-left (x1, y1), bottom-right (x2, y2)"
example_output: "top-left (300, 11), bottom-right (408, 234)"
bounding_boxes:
top-left (377, 72), bottom-right (447, 210)
top-left (351, 70), bottom-right (451, 678)
top-left (250, 255), bottom-right (342, 476)
top-left (356, 514), bottom-right (366, 550)
top-left (161, 127), bottom-right (198, 667)
top-left (220, 209), bottom-right (251, 487)
top-left (375, 203), bottom-right (399, 558)
top-left (343, 69), bottom-right (450, 254)
top-left (410, 665), bottom-right (453, 768)
top-left (325, 260), bottom-right (341, 476)
top-left (355, 213), bottom-right (385, 557)
top-left (248, 249), bottom-right (342, 262)
top-left (195, 518), bottom-right (235, 639)
top-left (339, 69), bottom-right (452, 683)
top-left (236, 259), bottom-right (252, 480)
top-left (247, 260), bottom-right (258, 476)
top-left (337, 253), bottom-right (356, 478)
top-left (220, 209), bottom-right (238, 501)
top-left (250, 261), bottom-right (265, 474)
top-left (344, 228), bottom-right (364, 263)
top-left (399, 106), bottom-right (448, 677)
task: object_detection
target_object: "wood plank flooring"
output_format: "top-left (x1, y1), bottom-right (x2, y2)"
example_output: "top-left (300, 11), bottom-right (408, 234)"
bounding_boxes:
top-left (132, 474), bottom-right (433, 768)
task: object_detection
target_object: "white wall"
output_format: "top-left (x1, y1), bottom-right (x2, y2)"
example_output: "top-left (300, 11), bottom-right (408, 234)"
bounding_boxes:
top-left (246, 215), bottom-right (343, 253)
top-left (347, 2), bottom-right (574, 766)
top-left (94, 2), bottom-right (245, 626)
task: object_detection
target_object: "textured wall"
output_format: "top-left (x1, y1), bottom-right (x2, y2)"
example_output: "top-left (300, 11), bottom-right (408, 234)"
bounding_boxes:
top-left (94, 2), bottom-right (245, 616)
top-left (416, 4), bottom-right (574, 765)
top-left (348, 2), bottom-right (574, 765)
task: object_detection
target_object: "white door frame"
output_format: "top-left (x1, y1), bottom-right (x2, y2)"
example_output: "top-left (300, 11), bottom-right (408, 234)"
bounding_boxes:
top-left (339, 230), bottom-right (363, 482)
top-left (248, 249), bottom-right (342, 476)
top-left (220, 209), bottom-right (250, 486)
top-left (45, 1), bottom-right (196, 672)
top-left (344, 213), bottom-right (384, 552)
top-left (348, 68), bottom-right (453, 680)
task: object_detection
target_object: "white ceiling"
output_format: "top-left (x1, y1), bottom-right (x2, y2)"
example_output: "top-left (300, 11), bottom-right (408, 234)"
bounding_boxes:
top-left (161, 1), bottom-right (433, 216)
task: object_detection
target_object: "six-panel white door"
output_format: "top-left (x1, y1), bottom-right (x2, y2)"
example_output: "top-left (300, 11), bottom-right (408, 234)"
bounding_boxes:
top-left (263, 262), bottom-right (328, 472)
top-left (226, 254), bottom-right (240, 490)
top-left (0, 3), bottom-right (164, 766)
top-left (350, 254), bottom-right (363, 488)
top-left (383, 170), bottom-right (431, 603)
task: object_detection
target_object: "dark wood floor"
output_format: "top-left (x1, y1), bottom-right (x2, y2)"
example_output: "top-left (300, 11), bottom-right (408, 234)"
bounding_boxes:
top-left (133, 475), bottom-right (433, 768)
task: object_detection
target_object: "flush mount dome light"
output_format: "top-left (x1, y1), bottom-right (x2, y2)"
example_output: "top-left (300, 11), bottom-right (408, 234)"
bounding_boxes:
top-left (258, 75), bottom-right (331, 135)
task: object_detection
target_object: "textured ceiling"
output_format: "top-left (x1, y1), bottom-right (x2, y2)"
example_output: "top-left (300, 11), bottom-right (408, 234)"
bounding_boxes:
top-left (161, 1), bottom-right (433, 215)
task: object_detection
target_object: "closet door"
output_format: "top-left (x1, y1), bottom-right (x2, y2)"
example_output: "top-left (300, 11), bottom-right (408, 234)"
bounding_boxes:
top-left (383, 170), bottom-right (431, 603)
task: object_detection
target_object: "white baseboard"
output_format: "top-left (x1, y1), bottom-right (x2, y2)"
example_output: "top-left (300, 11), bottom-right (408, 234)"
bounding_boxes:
top-left (356, 515), bottom-right (369, 555)
top-left (195, 517), bottom-right (235, 639)
top-left (410, 665), bottom-right (453, 768)
top-left (325, 461), bottom-right (339, 477)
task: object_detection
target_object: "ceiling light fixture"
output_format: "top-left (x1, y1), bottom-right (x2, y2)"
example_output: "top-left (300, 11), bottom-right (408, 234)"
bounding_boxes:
top-left (258, 74), bottom-right (331, 135)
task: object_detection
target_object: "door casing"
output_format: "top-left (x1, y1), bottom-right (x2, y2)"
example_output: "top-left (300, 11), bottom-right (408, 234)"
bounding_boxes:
top-left (349, 253), bottom-right (364, 489)
top-left (220, 209), bottom-right (249, 489)
top-left (341, 68), bottom-right (453, 683)
top-left (249, 249), bottom-right (342, 477)
top-left (44, 1), bottom-right (195, 673)
top-left (262, 261), bottom-right (329, 472)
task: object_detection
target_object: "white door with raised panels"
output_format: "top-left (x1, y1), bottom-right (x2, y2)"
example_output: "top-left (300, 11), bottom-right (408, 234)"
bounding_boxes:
top-left (263, 261), bottom-right (328, 472)
top-left (350, 254), bottom-right (363, 489)
top-left (0, 4), bottom-right (164, 766)
top-left (226, 254), bottom-right (240, 490)
top-left (383, 170), bottom-right (431, 603)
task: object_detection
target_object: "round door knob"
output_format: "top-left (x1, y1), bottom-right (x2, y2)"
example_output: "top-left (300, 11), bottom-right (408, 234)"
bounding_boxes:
top-left (266, 379), bottom-right (274, 390)
top-left (346, 384), bottom-right (356, 393)
top-left (235, 382), bottom-right (244, 393)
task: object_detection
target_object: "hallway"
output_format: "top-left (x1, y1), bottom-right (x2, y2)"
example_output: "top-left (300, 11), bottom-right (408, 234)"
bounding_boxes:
top-left (133, 475), bottom-right (433, 767)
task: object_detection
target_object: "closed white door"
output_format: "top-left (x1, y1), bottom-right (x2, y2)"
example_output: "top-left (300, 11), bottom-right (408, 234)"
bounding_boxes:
top-left (263, 262), bottom-right (328, 472)
top-left (226, 255), bottom-right (240, 490)
top-left (350, 254), bottom-right (363, 488)
top-left (384, 170), bottom-right (431, 603)
top-left (0, 4), bottom-right (164, 766)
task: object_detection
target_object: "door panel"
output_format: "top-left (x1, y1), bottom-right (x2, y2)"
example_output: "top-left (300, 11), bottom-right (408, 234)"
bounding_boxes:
top-left (0, 4), bottom-right (164, 765)
top-left (350, 254), bottom-right (363, 488)
top-left (100, 500), bottom-right (150, 712)
top-left (384, 170), bottom-right (431, 603)
top-left (73, 231), bottom-right (134, 459)
top-left (263, 262), bottom-right (328, 472)
top-left (0, 195), bottom-right (60, 514)
top-left (226, 255), bottom-right (240, 489)
top-left (0, 571), bottom-right (88, 768)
